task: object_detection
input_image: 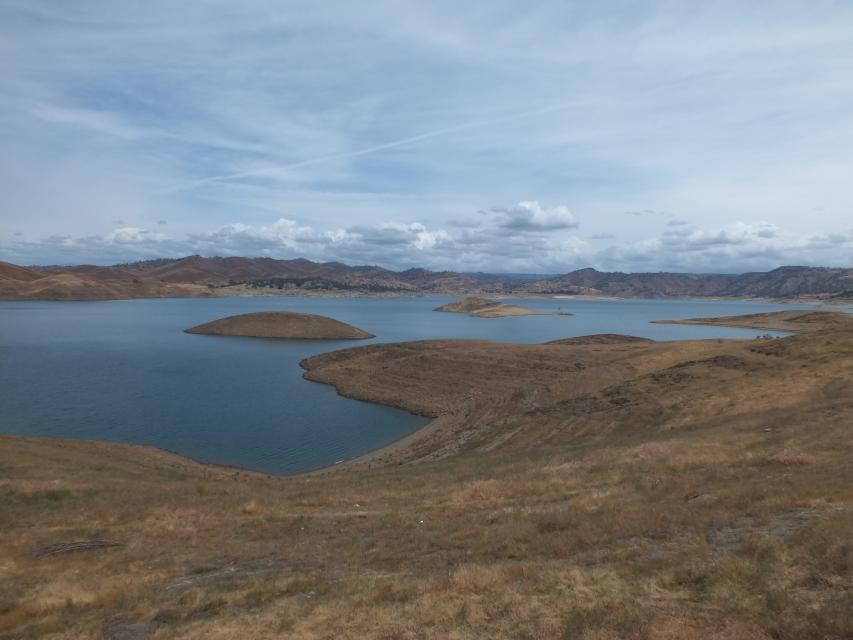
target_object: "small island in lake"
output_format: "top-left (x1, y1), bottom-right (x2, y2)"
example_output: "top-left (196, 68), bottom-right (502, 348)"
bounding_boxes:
top-left (185, 311), bottom-right (375, 340)
top-left (434, 296), bottom-right (571, 318)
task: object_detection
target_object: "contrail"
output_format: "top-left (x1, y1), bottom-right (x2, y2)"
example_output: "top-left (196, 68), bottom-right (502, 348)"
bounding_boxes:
top-left (171, 102), bottom-right (577, 193)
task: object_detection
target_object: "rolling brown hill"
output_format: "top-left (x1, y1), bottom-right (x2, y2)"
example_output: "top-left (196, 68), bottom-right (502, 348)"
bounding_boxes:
top-left (2, 257), bottom-right (852, 300)
top-left (0, 261), bottom-right (42, 282)
top-left (116, 256), bottom-right (486, 293)
top-left (0, 260), bottom-right (210, 301)
top-left (0, 256), bottom-right (489, 299)
top-left (523, 265), bottom-right (853, 299)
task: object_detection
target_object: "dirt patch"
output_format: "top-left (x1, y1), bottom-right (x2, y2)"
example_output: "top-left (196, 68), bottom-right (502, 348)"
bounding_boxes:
top-left (706, 507), bottom-right (847, 551)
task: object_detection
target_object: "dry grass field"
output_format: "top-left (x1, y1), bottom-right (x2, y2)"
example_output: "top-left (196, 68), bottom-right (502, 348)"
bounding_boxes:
top-left (2, 310), bottom-right (853, 639)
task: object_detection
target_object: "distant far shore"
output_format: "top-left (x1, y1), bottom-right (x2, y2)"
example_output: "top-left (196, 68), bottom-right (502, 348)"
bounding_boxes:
top-left (3, 284), bottom-right (852, 308)
top-left (2, 256), bottom-right (852, 302)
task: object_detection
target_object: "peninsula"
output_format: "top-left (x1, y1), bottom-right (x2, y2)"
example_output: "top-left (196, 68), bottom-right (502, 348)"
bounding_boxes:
top-left (184, 311), bottom-right (374, 340)
top-left (434, 296), bottom-right (570, 318)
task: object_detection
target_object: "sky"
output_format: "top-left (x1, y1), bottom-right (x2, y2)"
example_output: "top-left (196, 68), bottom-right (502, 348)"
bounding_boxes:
top-left (1, 1), bottom-right (852, 273)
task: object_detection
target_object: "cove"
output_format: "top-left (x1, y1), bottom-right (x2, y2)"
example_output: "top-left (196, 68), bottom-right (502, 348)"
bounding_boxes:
top-left (0, 295), bottom-right (817, 474)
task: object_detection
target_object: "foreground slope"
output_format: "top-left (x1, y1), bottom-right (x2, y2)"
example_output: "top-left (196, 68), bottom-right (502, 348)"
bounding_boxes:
top-left (2, 311), bottom-right (853, 639)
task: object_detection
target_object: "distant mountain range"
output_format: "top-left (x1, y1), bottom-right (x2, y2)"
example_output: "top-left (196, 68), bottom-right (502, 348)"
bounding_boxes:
top-left (1, 255), bottom-right (852, 301)
top-left (524, 265), bottom-right (853, 299)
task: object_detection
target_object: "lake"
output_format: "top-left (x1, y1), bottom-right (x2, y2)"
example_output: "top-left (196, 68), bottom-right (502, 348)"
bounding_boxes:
top-left (0, 296), bottom-right (832, 474)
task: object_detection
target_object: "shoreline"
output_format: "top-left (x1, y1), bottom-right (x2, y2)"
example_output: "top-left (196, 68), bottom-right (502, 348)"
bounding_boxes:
top-left (294, 309), bottom-right (853, 475)
top-left (0, 413), bottom-right (446, 481)
top-left (0, 433), bottom-right (272, 480)
top-left (297, 415), bottom-right (453, 477)
top-left (2, 288), bottom-right (852, 306)
top-left (4, 309), bottom-right (851, 481)
top-left (296, 358), bottom-right (447, 476)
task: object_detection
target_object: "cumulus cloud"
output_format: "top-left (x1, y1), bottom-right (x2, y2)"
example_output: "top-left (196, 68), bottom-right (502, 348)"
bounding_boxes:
top-left (2, 205), bottom-right (852, 274)
top-left (0, 199), bottom-right (586, 271)
top-left (660, 221), bottom-right (780, 249)
top-left (344, 222), bottom-right (450, 250)
top-left (488, 201), bottom-right (579, 232)
top-left (597, 220), bottom-right (853, 273)
top-left (107, 227), bottom-right (166, 244)
top-left (188, 219), bottom-right (325, 255)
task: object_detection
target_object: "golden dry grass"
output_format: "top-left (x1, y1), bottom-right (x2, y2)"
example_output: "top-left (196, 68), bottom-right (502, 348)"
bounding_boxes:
top-left (2, 311), bottom-right (853, 639)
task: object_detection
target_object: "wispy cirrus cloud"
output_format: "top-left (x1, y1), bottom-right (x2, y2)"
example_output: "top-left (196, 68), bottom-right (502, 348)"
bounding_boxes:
top-left (1, 1), bottom-right (852, 271)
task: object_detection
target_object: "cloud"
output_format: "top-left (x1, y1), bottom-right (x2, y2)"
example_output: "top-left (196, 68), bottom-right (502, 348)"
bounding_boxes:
top-left (343, 222), bottom-right (447, 249)
top-left (660, 221), bottom-right (780, 249)
top-left (5, 206), bottom-right (852, 275)
top-left (2, 2), bottom-right (853, 270)
top-left (0, 198), bottom-right (585, 271)
top-left (29, 103), bottom-right (145, 140)
top-left (488, 201), bottom-right (579, 231)
top-left (597, 220), bottom-right (853, 272)
top-left (186, 219), bottom-right (326, 255)
top-left (107, 227), bottom-right (166, 244)
top-left (624, 209), bottom-right (662, 217)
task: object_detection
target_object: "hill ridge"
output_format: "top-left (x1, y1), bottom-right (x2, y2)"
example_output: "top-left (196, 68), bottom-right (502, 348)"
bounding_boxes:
top-left (1, 256), bottom-right (852, 301)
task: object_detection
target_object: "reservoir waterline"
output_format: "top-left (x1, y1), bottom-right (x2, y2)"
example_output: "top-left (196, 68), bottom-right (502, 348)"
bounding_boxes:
top-left (0, 295), bottom-right (824, 474)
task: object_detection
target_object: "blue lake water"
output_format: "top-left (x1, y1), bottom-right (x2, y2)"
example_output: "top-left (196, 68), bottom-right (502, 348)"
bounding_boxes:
top-left (0, 296), bottom-right (839, 474)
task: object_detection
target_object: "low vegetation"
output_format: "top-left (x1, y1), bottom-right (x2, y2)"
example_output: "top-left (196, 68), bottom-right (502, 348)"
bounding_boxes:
top-left (2, 311), bottom-right (853, 639)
